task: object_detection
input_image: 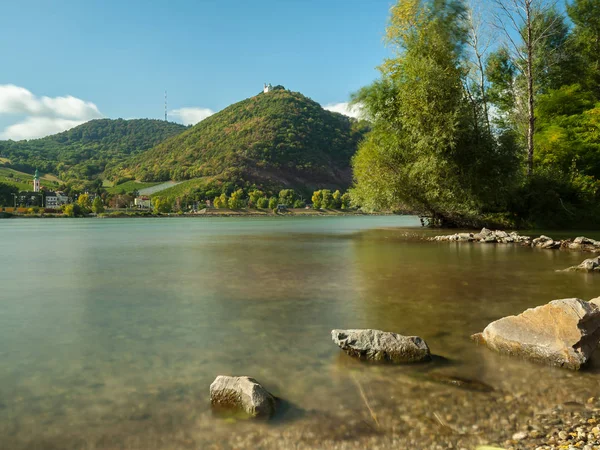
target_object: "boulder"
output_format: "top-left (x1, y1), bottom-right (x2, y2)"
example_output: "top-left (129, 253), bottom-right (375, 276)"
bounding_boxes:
top-left (591, 297), bottom-right (600, 308)
top-left (563, 256), bottom-right (600, 273)
top-left (472, 298), bottom-right (600, 370)
top-left (533, 235), bottom-right (561, 249)
top-left (210, 376), bottom-right (276, 418)
top-left (331, 329), bottom-right (431, 363)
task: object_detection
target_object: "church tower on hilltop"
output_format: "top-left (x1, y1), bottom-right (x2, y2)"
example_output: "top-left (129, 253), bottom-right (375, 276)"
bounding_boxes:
top-left (33, 169), bottom-right (40, 192)
top-left (263, 83), bottom-right (273, 93)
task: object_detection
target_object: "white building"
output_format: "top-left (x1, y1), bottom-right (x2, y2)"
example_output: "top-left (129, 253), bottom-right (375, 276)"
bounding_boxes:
top-left (44, 191), bottom-right (69, 209)
top-left (263, 83), bottom-right (273, 93)
top-left (134, 197), bottom-right (152, 209)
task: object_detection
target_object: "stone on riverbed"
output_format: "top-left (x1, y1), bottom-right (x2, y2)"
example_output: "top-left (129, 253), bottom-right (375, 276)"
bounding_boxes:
top-left (532, 235), bottom-right (561, 249)
top-left (562, 256), bottom-right (600, 273)
top-left (472, 298), bottom-right (600, 370)
top-left (210, 376), bottom-right (276, 418)
top-left (331, 329), bottom-right (431, 363)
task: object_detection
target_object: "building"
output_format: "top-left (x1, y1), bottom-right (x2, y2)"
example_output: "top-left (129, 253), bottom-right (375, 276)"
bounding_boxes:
top-left (263, 83), bottom-right (273, 93)
top-left (44, 191), bottom-right (69, 209)
top-left (33, 169), bottom-right (40, 192)
top-left (134, 196), bottom-right (152, 209)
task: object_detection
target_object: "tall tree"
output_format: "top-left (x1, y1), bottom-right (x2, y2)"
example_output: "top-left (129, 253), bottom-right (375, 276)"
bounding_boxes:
top-left (491, 0), bottom-right (561, 176)
top-left (567, 0), bottom-right (600, 97)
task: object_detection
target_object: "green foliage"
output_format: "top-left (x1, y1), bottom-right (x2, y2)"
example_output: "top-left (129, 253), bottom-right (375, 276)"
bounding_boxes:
top-left (278, 189), bottom-right (296, 206)
top-left (92, 196), bottom-right (105, 214)
top-left (214, 193), bottom-right (229, 209)
top-left (352, 0), bottom-right (517, 226)
top-left (77, 193), bottom-right (92, 209)
top-left (311, 190), bottom-right (323, 209)
top-left (257, 197), bottom-right (269, 208)
top-left (62, 203), bottom-right (84, 217)
top-left (122, 90), bottom-right (368, 191)
top-left (341, 192), bottom-right (351, 209)
top-left (152, 197), bottom-right (173, 214)
top-left (268, 196), bottom-right (278, 210)
top-left (0, 119), bottom-right (186, 181)
top-left (332, 190), bottom-right (342, 208)
top-left (0, 182), bottom-right (18, 206)
top-left (248, 190), bottom-right (265, 208)
top-left (228, 189), bottom-right (245, 209)
top-left (321, 189), bottom-right (333, 209)
top-left (293, 199), bottom-right (306, 208)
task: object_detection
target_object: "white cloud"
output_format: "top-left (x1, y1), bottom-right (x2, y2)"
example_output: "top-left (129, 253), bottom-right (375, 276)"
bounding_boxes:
top-left (0, 117), bottom-right (87, 141)
top-left (0, 84), bottom-right (102, 140)
top-left (323, 102), bottom-right (364, 119)
top-left (170, 107), bottom-right (215, 126)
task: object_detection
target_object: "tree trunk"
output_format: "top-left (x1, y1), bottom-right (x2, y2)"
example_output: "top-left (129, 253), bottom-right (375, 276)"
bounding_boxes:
top-left (526, 1), bottom-right (535, 177)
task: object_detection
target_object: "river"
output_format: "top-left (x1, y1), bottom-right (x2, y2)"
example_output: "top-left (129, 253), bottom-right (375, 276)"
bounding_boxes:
top-left (1, 216), bottom-right (599, 449)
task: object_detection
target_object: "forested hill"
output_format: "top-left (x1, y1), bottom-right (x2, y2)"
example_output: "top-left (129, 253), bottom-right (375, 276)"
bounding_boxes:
top-left (117, 88), bottom-right (369, 191)
top-left (0, 119), bottom-right (187, 181)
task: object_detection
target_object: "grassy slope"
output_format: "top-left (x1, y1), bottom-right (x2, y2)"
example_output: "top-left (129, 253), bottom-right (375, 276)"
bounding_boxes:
top-left (123, 89), bottom-right (369, 192)
top-left (0, 119), bottom-right (187, 181)
top-left (105, 180), bottom-right (160, 194)
top-left (0, 167), bottom-right (61, 191)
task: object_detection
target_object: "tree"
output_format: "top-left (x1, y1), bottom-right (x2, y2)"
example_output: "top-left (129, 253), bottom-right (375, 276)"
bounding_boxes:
top-left (257, 197), bottom-right (269, 208)
top-left (92, 196), bottom-right (104, 214)
top-left (152, 197), bottom-right (172, 214)
top-left (341, 192), bottom-right (352, 209)
top-left (63, 203), bottom-right (83, 217)
top-left (214, 193), bottom-right (229, 209)
top-left (248, 190), bottom-right (264, 208)
top-left (229, 189), bottom-right (245, 209)
top-left (321, 189), bottom-right (333, 209)
top-left (278, 189), bottom-right (296, 207)
top-left (77, 193), bottom-right (92, 209)
top-left (0, 182), bottom-right (18, 207)
top-left (332, 190), bottom-right (342, 209)
top-left (268, 196), bottom-right (278, 210)
top-left (567, 0), bottom-right (600, 97)
top-left (311, 190), bottom-right (323, 209)
top-left (293, 199), bottom-right (306, 208)
top-left (351, 0), bottom-right (516, 225)
top-left (491, 0), bottom-right (561, 176)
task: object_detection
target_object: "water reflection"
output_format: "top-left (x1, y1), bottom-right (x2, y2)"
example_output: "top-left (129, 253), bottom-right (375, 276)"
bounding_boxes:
top-left (0, 217), bottom-right (598, 449)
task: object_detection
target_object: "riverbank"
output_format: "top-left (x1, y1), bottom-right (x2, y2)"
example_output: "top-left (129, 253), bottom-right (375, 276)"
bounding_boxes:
top-left (0, 208), bottom-right (396, 219)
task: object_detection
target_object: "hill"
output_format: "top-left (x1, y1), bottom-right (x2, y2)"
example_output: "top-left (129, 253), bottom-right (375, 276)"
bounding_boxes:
top-left (0, 119), bottom-right (187, 181)
top-left (118, 88), bottom-right (369, 194)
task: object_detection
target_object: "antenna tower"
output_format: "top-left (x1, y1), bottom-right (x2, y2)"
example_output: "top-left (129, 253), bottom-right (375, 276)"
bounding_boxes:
top-left (164, 90), bottom-right (168, 121)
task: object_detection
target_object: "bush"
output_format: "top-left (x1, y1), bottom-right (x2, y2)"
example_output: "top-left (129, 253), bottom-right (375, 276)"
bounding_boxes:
top-left (293, 199), bottom-right (306, 208)
top-left (257, 197), bottom-right (269, 208)
top-left (268, 197), bottom-right (278, 209)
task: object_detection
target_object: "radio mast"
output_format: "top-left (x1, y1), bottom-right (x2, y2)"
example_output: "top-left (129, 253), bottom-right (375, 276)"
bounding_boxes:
top-left (164, 90), bottom-right (167, 121)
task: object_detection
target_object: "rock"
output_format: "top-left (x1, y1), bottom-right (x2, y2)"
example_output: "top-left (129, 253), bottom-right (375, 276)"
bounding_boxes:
top-left (331, 329), bottom-right (431, 363)
top-left (590, 297), bottom-right (600, 308)
top-left (472, 298), bottom-right (600, 370)
top-left (563, 257), bottom-right (600, 273)
top-left (512, 430), bottom-right (528, 440)
top-left (210, 376), bottom-right (276, 418)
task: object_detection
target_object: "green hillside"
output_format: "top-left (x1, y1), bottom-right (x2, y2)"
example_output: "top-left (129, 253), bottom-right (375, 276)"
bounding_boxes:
top-left (0, 167), bottom-right (60, 191)
top-left (0, 119), bottom-right (187, 181)
top-left (120, 88), bottom-right (369, 193)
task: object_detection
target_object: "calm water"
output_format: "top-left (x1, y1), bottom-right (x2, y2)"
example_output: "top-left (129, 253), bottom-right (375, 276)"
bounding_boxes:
top-left (1, 216), bottom-right (599, 450)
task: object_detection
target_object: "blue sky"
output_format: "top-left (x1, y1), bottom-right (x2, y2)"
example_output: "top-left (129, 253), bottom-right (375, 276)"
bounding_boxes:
top-left (0, 0), bottom-right (394, 139)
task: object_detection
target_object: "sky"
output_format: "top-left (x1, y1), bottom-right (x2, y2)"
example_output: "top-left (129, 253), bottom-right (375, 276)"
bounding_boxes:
top-left (0, 0), bottom-right (394, 140)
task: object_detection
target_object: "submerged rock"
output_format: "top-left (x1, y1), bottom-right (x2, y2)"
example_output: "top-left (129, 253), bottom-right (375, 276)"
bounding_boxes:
top-left (210, 376), bottom-right (276, 418)
top-left (562, 256), bottom-right (600, 273)
top-left (331, 329), bottom-right (431, 363)
top-left (472, 298), bottom-right (600, 370)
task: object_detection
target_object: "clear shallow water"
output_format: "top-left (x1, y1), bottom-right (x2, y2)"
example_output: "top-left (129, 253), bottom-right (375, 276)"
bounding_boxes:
top-left (1, 216), bottom-right (599, 450)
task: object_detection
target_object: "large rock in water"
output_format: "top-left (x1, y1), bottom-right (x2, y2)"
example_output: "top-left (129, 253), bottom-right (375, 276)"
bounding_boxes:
top-left (210, 376), bottom-right (276, 418)
top-left (562, 256), bottom-right (600, 273)
top-left (331, 329), bottom-right (431, 363)
top-left (473, 298), bottom-right (600, 370)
